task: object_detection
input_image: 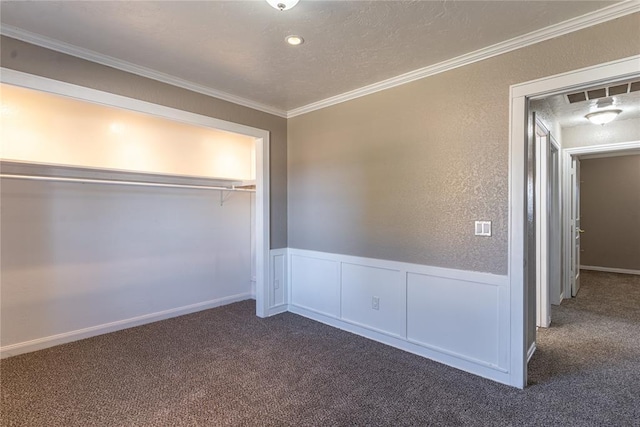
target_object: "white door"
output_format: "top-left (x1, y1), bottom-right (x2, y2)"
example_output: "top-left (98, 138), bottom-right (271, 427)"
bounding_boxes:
top-left (571, 158), bottom-right (582, 296)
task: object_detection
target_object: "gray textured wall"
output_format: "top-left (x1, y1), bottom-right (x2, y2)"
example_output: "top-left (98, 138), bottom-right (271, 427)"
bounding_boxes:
top-left (288, 13), bottom-right (640, 274)
top-left (0, 36), bottom-right (288, 249)
top-left (580, 155), bottom-right (640, 271)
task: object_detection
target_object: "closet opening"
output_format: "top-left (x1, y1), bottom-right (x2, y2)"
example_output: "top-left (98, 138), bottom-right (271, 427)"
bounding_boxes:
top-left (0, 69), bottom-right (271, 358)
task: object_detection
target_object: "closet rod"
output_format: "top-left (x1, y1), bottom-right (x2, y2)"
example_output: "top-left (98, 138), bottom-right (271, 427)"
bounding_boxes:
top-left (0, 174), bottom-right (255, 192)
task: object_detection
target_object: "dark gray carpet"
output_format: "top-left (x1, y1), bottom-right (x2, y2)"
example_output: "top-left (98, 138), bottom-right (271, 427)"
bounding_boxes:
top-left (2, 270), bottom-right (639, 426)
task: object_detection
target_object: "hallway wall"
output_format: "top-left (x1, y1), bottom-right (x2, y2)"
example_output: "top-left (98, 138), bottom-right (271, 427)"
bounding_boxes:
top-left (563, 117), bottom-right (640, 149)
top-left (580, 155), bottom-right (640, 271)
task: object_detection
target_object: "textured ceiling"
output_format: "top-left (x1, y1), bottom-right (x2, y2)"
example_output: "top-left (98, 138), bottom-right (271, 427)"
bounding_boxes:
top-left (0, 1), bottom-right (622, 112)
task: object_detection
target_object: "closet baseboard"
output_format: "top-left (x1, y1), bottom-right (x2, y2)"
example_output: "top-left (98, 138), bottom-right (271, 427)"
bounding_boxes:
top-left (580, 265), bottom-right (640, 276)
top-left (0, 292), bottom-right (252, 359)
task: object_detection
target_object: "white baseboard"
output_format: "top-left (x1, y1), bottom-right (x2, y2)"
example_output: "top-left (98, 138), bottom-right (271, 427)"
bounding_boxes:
top-left (0, 292), bottom-right (252, 359)
top-left (267, 304), bottom-right (288, 316)
top-left (580, 265), bottom-right (640, 276)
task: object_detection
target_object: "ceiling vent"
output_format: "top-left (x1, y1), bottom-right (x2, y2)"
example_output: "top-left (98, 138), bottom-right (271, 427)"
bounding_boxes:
top-left (566, 81), bottom-right (640, 104)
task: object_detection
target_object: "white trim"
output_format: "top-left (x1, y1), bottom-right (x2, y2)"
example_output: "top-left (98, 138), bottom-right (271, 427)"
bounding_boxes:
top-left (0, 68), bottom-right (268, 138)
top-left (254, 134), bottom-right (271, 318)
top-left (287, 248), bottom-right (507, 287)
top-left (562, 155), bottom-right (576, 299)
top-left (0, 293), bottom-right (252, 359)
top-left (0, 68), bottom-right (273, 321)
top-left (579, 149), bottom-right (640, 160)
top-left (269, 248), bottom-right (289, 309)
top-left (508, 86), bottom-right (528, 389)
top-left (580, 266), bottom-right (640, 276)
top-left (561, 140), bottom-right (640, 298)
top-left (548, 135), bottom-right (563, 307)
top-left (267, 304), bottom-right (289, 316)
top-left (509, 57), bottom-right (640, 389)
top-left (527, 342), bottom-right (537, 363)
top-left (254, 134), bottom-right (267, 315)
top-left (511, 56), bottom-right (640, 99)
top-left (534, 123), bottom-right (560, 324)
top-left (287, 2), bottom-right (640, 117)
top-left (288, 304), bottom-right (510, 385)
top-left (535, 122), bottom-right (551, 328)
top-left (2, 2), bottom-right (638, 119)
top-left (564, 140), bottom-right (640, 157)
top-left (0, 25), bottom-right (287, 118)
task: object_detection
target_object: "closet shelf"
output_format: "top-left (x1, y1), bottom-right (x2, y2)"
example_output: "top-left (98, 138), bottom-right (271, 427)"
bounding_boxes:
top-left (0, 160), bottom-right (255, 193)
top-left (234, 180), bottom-right (256, 190)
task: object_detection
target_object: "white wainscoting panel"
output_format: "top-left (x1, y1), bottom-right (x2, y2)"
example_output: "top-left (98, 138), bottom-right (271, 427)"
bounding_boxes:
top-left (407, 273), bottom-right (499, 367)
top-left (341, 263), bottom-right (406, 338)
top-left (286, 248), bottom-right (510, 385)
top-left (268, 248), bottom-right (289, 315)
top-left (290, 254), bottom-right (340, 317)
top-left (272, 252), bottom-right (286, 306)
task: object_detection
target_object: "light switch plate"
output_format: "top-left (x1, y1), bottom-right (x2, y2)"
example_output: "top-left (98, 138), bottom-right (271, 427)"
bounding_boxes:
top-left (475, 221), bottom-right (492, 236)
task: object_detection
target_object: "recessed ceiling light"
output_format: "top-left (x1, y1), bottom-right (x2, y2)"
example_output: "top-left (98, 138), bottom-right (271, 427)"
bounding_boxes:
top-left (285, 35), bottom-right (304, 46)
top-left (585, 109), bottom-right (622, 125)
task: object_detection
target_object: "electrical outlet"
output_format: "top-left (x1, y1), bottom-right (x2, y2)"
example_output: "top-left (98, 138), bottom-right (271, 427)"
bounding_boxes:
top-left (274, 279), bottom-right (280, 289)
top-left (372, 296), bottom-right (380, 310)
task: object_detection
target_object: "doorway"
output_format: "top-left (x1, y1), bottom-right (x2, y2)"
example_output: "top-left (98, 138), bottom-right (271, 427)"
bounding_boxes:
top-left (562, 145), bottom-right (640, 286)
top-left (508, 55), bottom-right (640, 388)
top-left (530, 76), bottom-right (640, 328)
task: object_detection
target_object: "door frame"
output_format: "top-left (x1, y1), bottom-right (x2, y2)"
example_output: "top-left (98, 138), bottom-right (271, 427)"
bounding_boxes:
top-left (570, 156), bottom-right (582, 297)
top-left (534, 120), bottom-right (561, 328)
top-left (562, 141), bottom-right (640, 298)
top-left (549, 135), bottom-right (562, 305)
top-left (0, 67), bottom-right (273, 318)
top-left (508, 55), bottom-right (640, 388)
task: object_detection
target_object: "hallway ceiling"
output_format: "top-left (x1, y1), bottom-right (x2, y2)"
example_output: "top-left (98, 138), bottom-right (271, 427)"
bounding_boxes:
top-left (0, 1), bottom-right (627, 115)
top-left (542, 83), bottom-right (640, 128)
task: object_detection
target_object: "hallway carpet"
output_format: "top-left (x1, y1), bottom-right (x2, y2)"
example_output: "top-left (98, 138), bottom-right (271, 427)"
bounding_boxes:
top-left (1, 271), bottom-right (639, 426)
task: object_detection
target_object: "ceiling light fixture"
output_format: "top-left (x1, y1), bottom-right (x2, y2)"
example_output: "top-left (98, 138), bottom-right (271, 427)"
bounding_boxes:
top-left (285, 35), bottom-right (304, 46)
top-left (585, 109), bottom-right (622, 125)
top-left (266, 0), bottom-right (299, 11)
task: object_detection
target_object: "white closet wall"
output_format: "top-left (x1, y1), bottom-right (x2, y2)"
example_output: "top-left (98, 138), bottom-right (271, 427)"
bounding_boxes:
top-left (0, 84), bottom-right (256, 356)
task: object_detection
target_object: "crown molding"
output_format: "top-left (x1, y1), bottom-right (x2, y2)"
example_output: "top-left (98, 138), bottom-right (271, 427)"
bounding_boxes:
top-left (0, 25), bottom-right (288, 118)
top-left (287, 1), bottom-right (640, 118)
top-left (1, 1), bottom-right (638, 120)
